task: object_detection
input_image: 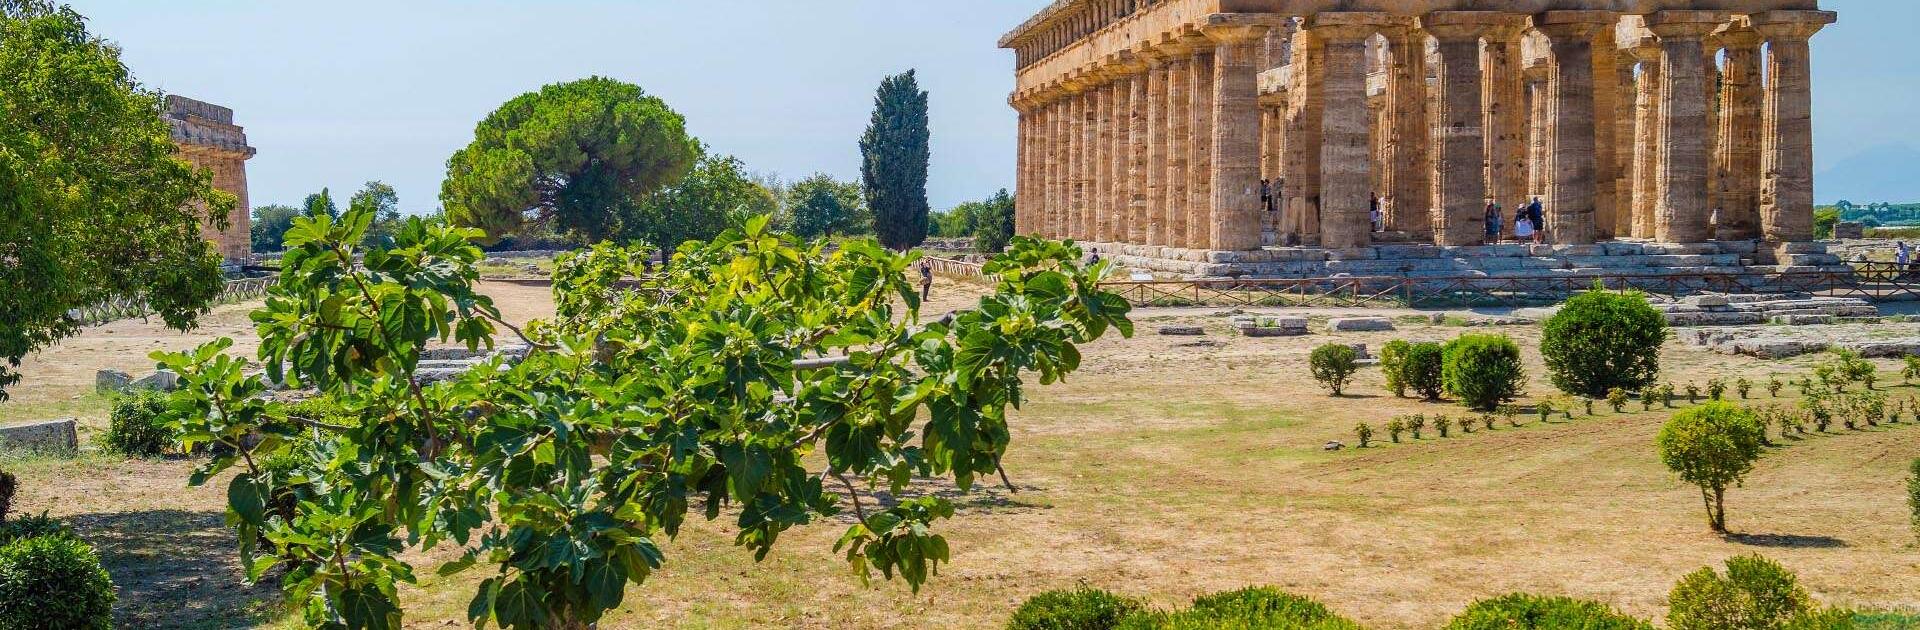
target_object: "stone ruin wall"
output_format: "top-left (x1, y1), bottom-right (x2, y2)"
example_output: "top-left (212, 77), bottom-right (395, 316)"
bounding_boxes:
top-left (166, 95), bottom-right (256, 263)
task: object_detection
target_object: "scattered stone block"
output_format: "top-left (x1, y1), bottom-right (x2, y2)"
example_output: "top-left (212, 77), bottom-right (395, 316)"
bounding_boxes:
top-left (1328, 317), bottom-right (1396, 332)
top-left (130, 369), bottom-right (179, 392)
top-left (1772, 314), bottom-right (1834, 325)
top-left (96, 370), bottom-right (133, 394)
top-left (1687, 294), bottom-right (1731, 308)
top-left (1158, 326), bottom-right (1206, 336)
top-left (1240, 326), bottom-right (1308, 338)
top-left (0, 418), bottom-right (78, 452)
top-left (1323, 441), bottom-right (1346, 451)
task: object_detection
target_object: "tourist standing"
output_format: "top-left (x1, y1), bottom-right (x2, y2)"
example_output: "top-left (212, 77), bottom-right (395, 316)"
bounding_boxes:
top-left (1898, 242), bottom-right (1912, 279)
top-left (1513, 211), bottom-right (1535, 242)
top-left (1526, 198), bottom-right (1545, 244)
top-left (1485, 203), bottom-right (1503, 243)
top-left (1370, 193), bottom-right (1383, 232)
top-left (918, 260), bottom-right (933, 301)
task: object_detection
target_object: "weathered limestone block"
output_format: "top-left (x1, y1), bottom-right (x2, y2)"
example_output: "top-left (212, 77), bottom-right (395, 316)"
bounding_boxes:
top-left (1328, 317), bottom-right (1396, 332)
top-left (96, 370), bottom-right (133, 394)
top-left (131, 370), bottom-right (180, 392)
top-left (1158, 325), bottom-right (1206, 336)
top-left (0, 418), bottom-right (78, 452)
top-left (1771, 314), bottom-right (1833, 325)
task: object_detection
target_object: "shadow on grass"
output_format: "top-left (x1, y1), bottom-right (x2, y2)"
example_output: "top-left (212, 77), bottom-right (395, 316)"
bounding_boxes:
top-left (65, 509), bottom-right (280, 630)
top-left (1724, 532), bottom-right (1848, 549)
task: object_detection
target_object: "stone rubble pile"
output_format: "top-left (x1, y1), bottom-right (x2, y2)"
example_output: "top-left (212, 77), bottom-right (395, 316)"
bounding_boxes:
top-left (1685, 324), bottom-right (1920, 360)
top-left (1518, 293), bottom-right (1879, 327)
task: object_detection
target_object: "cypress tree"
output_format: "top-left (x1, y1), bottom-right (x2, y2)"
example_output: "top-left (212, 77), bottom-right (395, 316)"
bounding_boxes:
top-left (860, 70), bottom-right (931, 250)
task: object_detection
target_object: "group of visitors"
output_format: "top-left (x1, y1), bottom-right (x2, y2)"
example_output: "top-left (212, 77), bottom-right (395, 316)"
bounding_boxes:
top-left (1485, 198), bottom-right (1546, 244)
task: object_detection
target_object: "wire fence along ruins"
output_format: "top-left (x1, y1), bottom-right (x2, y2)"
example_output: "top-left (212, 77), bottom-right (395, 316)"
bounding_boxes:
top-left (69, 275), bottom-right (278, 327)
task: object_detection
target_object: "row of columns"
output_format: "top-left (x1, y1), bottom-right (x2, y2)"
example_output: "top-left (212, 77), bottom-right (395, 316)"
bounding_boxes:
top-left (1014, 9), bottom-right (1834, 251)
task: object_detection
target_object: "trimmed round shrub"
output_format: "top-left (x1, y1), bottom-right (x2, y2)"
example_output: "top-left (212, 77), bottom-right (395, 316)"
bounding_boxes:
top-left (1309, 344), bottom-right (1360, 396)
top-left (1443, 334), bottom-right (1527, 412)
top-left (1540, 289), bottom-right (1667, 398)
top-left (1668, 554), bottom-right (1833, 630)
top-left (0, 535), bottom-right (117, 630)
top-left (1446, 593), bottom-right (1653, 629)
top-left (1118, 587), bottom-right (1363, 630)
top-left (1008, 586), bottom-right (1144, 630)
top-left (104, 389), bottom-right (175, 457)
top-left (1402, 342), bottom-right (1447, 401)
top-left (1658, 403), bottom-right (1767, 533)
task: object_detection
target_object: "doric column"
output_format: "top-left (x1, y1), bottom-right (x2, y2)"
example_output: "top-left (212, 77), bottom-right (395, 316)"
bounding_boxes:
top-left (1013, 99), bottom-right (1033, 236)
top-left (1629, 45), bottom-right (1663, 240)
top-left (1093, 78), bottom-right (1115, 243)
top-left (1143, 51), bottom-right (1172, 245)
top-left (1754, 10), bottom-right (1836, 243)
top-left (1282, 30), bottom-right (1325, 240)
top-left (1204, 23), bottom-right (1271, 252)
top-left (1425, 13), bottom-right (1496, 246)
top-left (1592, 22), bottom-right (1622, 239)
top-left (1045, 96), bottom-right (1066, 238)
top-left (1187, 39), bottom-right (1217, 250)
top-left (1717, 22), bottom-right (1765, 241)
top-left (1123, 57), bottom-right (1151, 245)
top-left (1482, 18), bottom-right (1530, 213)
top-left (1065, 82), bottom-right (1087, 240)
top-left (1381, 18), bottom-right (1432, 235)
top-left (1537, 12), bottom-right (1615, 245)
top-left (1080, 80), bottom-right (1101, 241)
top-left (1164, 41), bottom-right (1194, 247)
top-left (1308, 13), bottom-right (1388, 250)
top-left (1649, 11), bottom-right (1724, 244)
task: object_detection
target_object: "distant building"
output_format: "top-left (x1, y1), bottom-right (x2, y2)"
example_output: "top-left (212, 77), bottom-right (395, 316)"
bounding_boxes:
top-left (165, 95), bottom-right (256, 262)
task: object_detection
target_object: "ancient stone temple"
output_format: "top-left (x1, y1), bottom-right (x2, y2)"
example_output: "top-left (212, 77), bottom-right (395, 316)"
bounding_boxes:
top-left (165, 95), bottom-right (257, 263)
top-left (1001, 1), bottom-right (1837, 277)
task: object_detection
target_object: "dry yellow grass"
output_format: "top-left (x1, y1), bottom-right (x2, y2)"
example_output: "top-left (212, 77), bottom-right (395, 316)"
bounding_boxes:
top-left (4, 279), bottom-right (1917, 629)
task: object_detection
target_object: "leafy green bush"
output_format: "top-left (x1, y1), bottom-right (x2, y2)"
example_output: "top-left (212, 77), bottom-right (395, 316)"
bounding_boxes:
top-left (1402, 342), bottom-right (1447, 401)
top-left (1118, 587), bottom-right (1364, 630)
top-left (1443, 334), bottom-right (1527, 411)
top-left (0, 534), bottom-right (117, 630)
top-left (1386, 418), bottom-right (1406, 443)
top-left (1909, 458), bottom-right (1920, 545)
top-left (1355, 423), bottom-right (1374, 448)
top-left (0, 470), bottom-right (12, 523)
top-left (1310, 344), bottom-right (1360, 396)
top-left (1668, 555), bottom-right (1849, 630)
top-left (103, 389), bottom-right (174, 457)
top-left (1658, 403), bottom-right (1768, 532)
top-left (1608, 388), bottom-right (1630, 412)
top-left (1381, 340), bottom-right (1411, 398)
top-left (0, 514), bottom-right (68, 544)
top-left (1445, 593), bottom-right (1653, 629)
top-left (1540, 289), bottom-right (1666, 398)
top-left (1007, 586), bottom-right (1144, 630)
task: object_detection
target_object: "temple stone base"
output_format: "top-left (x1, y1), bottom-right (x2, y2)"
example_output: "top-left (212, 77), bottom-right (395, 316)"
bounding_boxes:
top-left (1085, 240), bottom-right (1848, 280)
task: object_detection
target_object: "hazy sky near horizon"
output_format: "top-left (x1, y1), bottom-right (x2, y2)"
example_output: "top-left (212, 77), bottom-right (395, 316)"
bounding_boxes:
top-left (70, 0), bottom-right (1918, 213)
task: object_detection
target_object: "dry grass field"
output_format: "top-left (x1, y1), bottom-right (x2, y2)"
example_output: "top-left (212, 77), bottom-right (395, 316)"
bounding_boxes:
top-left (4, 278), bottom-right (1919, 629)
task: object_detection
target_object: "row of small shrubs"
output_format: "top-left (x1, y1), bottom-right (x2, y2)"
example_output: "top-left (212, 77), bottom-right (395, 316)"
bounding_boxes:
top-left (1317, 334), bottom-right (1525, 412)
top-left (1010, 555), bottom-right (1855, 629)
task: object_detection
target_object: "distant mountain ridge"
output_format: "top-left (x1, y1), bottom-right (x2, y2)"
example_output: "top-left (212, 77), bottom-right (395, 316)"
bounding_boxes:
top-left (1816, 143), bottom-right (1920, 205)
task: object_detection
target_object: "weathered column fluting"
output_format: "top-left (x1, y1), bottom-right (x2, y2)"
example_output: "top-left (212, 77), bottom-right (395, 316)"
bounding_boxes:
top-left (1649, 12), bottom-right (1723, 244)
top-left (1164, 41), bottom-right (1195, 247)
top-left (1717, 23), bottom-right (1765, 241)
top-left (1204, 23), bottom-right (1270, 252)
top-left (1064, 84), bottom-right (1086, 239)
top-left (1092, 78), bottom-right (1115, 243)
top-left (1592, 22), bottom-right (1622, 239)
top-left (1187, 37), bottom-right (1217, 250)
top-left (1754, 10), bottom-right (1835, 244)
top-left (1537, 12), bottom-right (1614, 245)
top-left (1381, 18), bottom-right (1432, 235)
top-left (1081, 79), bottom-right (1102, 241)
top-left (1524, 63), bottom-right (1552, 202)
top-left (1482, 18), bottom-right (1530, 211)
top-left (1309, 14), bottom-right (1387, 250)
top-left (1143, 51), bottom-right (1172, 246)
top-left (1107, 67), bottom-right (1134, 244)
top-left (1614, 55), bottom-right (1638, 237)
top-left (1629, 45), bottom-right (1663, 240)
top-left (1123, 57), bottom-right (1151, 245)
top-left (1052, 94), bottom-right (1067, 239)
top-left (1425, 13), bottom-right (1495, 246)
top-left (1281, 29), bottom-right (1325, 240)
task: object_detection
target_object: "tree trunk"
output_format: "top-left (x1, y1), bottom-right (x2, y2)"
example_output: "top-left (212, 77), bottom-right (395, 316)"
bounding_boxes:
top-left (1711, 486), bottom-right (1728, 533)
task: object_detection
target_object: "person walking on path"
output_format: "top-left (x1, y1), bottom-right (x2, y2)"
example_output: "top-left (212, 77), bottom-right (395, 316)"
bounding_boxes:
top-left (1484, 202), bottom-right (1503, 243)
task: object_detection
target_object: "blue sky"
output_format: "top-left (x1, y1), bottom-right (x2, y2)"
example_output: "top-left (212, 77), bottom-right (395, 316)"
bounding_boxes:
top-left (72, 0), bottom-right (1916, 212)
